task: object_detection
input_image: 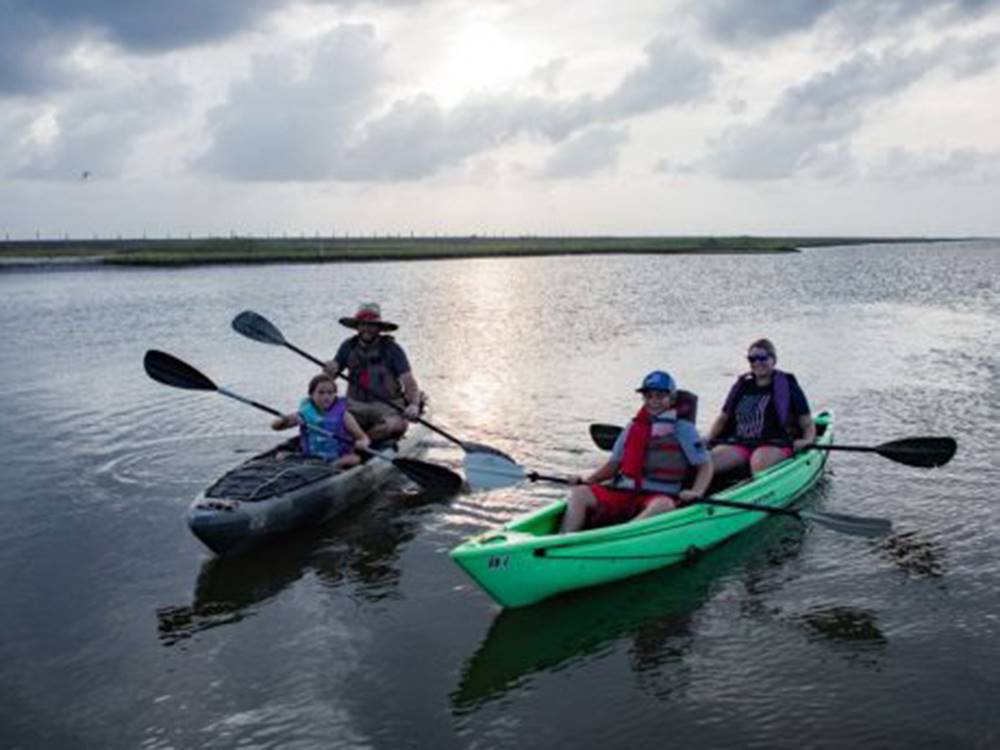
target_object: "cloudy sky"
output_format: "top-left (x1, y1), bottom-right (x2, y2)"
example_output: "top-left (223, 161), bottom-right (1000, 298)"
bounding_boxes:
top-left (2, 0), bottom-right (999, 238)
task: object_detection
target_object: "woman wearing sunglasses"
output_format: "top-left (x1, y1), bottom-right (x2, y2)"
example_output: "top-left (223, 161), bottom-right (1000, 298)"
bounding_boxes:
top-left (706, 339), bottom-right (816, 476)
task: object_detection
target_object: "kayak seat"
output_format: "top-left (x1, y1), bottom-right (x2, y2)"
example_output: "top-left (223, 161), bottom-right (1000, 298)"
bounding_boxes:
top-left (675, 389), bottom-right (698, 424)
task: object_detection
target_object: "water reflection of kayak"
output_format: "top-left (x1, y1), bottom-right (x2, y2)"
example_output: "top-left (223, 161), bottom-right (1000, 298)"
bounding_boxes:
top-left (451, 412), bottom-right (832, 608)
top-left (187, 421), bottom-right (429, 556)
top-left (452, 515), bottom-right (807, 712)
top-left (157, 487), bottom-right (428, 646)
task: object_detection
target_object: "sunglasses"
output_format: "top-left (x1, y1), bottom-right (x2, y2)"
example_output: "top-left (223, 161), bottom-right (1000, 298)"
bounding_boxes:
top-left (641, 389), bottom-right (672, 399)
top-left (747, 354), bottom-right (771, 363)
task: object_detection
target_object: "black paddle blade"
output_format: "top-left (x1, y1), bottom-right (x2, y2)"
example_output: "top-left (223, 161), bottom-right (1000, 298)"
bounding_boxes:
top-left (392, 457), bottom-right (464, 496)
top-left (800, 509), bottom-right (893, 538)
top-left (143, 350), bottom-right (217, 392)
top-left (876, 437), bottom-right (957, 468)
top-left (589, 423), bottom-right (622, 451)
top-left (231, 310), bottom-right (287, 346)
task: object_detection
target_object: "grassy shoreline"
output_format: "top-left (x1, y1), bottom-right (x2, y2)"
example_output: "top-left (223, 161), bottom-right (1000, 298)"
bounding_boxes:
top-left (0, 235), bottom-right (946, 267)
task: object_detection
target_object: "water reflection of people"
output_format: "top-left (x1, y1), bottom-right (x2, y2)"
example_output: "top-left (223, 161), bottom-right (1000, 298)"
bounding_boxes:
top-left (707, 338), bottom-right (816, 476)
top-left (559, 371), bottom-right (713, 533)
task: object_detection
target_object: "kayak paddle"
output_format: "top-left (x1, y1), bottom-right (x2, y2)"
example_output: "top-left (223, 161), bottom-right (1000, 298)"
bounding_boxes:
top-left (143, 349), bottom-right (464, 496)
top-left (231, 310), bottom-right (513, 460)
top-left (588, 423), bottom-right (956, 468)
top-left (463, 452), bottom-right (890, 538)
top-left (589, 423), bottom-right (623, 451)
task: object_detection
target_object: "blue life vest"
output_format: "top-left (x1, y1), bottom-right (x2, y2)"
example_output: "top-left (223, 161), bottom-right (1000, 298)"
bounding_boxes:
top-left (298, 397), bottom-right (352, 460)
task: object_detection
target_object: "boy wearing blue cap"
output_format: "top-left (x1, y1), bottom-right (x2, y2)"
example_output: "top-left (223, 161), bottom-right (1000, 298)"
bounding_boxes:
top-left (559, 370), bottom-right (714, 533)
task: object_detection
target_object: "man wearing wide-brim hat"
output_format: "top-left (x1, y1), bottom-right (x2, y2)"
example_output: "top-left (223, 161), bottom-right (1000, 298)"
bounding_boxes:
top-left (325, 302), bottom-right (421, 443)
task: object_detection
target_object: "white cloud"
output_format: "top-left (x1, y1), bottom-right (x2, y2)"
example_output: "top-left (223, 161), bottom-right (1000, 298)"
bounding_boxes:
top-left (600, 36), bottom-right (718, 118)
top-left (197, 24), bottom-right (384, 180)
top-left (1, 0), bottom-right (999, 236)
top-left (10, 72), bottom-right (190, 180)
top-left (869, 146), bottom-right (1000, 182)
top-left (195, 30), bottom-right (715, 182)
top-left (695, 34), bottom-right (1000, 181)
top-left (540, 127), bottom-right (629, 178)
top-left (691, 0), bottom-right (1000, 45)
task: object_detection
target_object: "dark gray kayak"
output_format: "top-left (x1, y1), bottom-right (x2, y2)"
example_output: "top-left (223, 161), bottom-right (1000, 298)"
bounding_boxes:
top-left (188, 422), bottom-right (429, 556)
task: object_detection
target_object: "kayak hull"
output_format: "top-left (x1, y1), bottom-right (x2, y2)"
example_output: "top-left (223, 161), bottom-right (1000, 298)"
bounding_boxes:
top-left (451, 411), bottom-right (833, 608)
top-left (188, 422), bottom-right (429, 556)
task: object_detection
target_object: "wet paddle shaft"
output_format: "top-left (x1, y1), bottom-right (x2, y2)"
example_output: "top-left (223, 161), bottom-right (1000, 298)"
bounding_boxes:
top-left (142, 349), bottom-right (463, 495)
top-left (231, 310), bottom-right (511, 459)
top-left (588, 424), bottom-right (957, 468)
top-left (462, 450), bottom-right (891, 538)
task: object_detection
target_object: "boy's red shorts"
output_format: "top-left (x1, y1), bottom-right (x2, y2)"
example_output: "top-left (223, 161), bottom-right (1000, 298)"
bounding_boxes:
top-left (588, 485), bottom-right (666, 528)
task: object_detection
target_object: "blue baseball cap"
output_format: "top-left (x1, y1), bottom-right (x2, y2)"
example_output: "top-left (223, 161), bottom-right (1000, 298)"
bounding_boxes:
top-left (637, 370), bottom-right (676, 393)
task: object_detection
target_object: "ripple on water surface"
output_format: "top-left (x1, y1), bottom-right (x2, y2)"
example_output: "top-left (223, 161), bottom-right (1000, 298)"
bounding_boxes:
top-left (0, 243), bottom-right (998, 749)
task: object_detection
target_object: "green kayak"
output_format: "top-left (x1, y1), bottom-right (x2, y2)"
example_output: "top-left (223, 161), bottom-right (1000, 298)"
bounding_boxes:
top-left (451, 411), bottom-right (834, 608)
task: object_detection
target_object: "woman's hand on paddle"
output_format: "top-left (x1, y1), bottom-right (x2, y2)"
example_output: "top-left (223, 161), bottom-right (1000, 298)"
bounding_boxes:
top-left (355, 435), bottom-right (371, 451)
top-left (403, 403), bottom-right (420, 420)
top-left (793, 437), bottom-right (814, 452)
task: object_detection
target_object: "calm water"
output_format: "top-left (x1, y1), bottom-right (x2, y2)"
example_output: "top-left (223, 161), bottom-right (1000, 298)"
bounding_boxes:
top-left (0, 242), bottom-right (997, 749)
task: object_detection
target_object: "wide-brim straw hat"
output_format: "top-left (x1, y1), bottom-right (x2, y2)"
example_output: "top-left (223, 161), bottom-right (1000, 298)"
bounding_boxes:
top-left (338, 302), bottom-right (399, 332)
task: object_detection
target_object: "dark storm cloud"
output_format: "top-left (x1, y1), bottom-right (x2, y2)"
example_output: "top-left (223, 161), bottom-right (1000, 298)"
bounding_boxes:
top-left (0, 0), bottom-right (277, 94)
top-left (199, 34), bottom-right (716, 181)
top-left (0, 9), bottom-right (77, 95)
top-left (692, 0), bottom-right (1000, 44)
top-left (0, 0), bottom-right (421, 95)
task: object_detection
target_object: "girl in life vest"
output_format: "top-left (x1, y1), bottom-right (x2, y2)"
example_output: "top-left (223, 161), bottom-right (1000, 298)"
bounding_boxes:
top-left (271, 373), bottom-right (370, 470)
top-left (559, 370), bottom-right (714, 534)
top-left (706, 338), bottom-right (816, 477)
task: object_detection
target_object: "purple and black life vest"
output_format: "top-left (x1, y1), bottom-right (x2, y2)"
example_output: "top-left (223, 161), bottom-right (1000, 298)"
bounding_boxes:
top-left (722, 369), bottom-right (797, 439)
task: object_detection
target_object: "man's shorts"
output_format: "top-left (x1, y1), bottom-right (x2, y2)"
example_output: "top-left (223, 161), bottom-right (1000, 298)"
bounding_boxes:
top-left (347, 398), bottom-right (405, 432)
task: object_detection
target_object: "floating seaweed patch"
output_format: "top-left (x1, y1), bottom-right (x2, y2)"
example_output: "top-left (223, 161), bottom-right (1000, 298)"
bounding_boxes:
top-left (883, 530), bottom-right (946, 578)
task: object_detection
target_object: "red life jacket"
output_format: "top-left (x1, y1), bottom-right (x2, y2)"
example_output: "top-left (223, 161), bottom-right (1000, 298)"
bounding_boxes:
top-left (620, 407), bottom-right (690, 492)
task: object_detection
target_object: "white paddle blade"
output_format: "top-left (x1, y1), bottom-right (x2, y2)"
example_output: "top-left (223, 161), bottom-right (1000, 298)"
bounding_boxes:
top-left (464, 452), bottom-right (527, 491)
